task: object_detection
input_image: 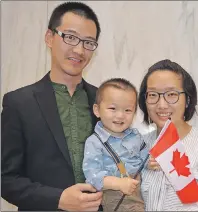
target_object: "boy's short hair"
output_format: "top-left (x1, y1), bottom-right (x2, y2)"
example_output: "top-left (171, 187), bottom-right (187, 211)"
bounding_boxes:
top-left (96, 78), bottom-right (138, 111)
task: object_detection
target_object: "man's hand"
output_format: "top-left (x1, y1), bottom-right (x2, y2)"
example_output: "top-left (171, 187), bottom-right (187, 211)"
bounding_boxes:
top-left (58, 183), bottom-right (102, 211)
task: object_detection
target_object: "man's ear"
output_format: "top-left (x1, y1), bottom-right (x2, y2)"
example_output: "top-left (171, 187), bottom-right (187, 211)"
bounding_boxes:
top-left (45, 29), bottom-right (53, 48)
top-left (93, 104), bottom-right (100, 118)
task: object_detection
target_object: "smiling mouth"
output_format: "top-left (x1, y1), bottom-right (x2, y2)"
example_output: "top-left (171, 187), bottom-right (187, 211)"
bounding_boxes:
top-left (68, 57), bottom-right (82, 63)
top-left (157, 112), bottom-right (172, 118)
top-left (113, 121), bottom-right (124, 125)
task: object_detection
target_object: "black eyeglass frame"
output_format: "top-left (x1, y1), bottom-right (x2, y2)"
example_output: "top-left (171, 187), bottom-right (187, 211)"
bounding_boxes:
top-left (145, 90), bottom-right (186, 104)
top-left (52, 29), bottom-right (98, 51)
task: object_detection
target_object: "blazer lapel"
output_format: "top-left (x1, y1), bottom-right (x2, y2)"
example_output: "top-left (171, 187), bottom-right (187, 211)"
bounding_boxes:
top-left (33, 73), bottom-right (73, 168)
top-left (82, 79), bottom-right (98, 130)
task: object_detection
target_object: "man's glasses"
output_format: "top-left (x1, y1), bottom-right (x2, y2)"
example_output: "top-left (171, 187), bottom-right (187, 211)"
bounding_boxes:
top-left (53, 29), bottom-right (98, 51)
top-left (145, 90), bottom-right (186, 104)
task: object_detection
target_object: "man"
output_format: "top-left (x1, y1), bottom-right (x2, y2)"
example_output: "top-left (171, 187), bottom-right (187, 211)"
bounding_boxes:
top-left (1, 2), bottom-right (102, 211)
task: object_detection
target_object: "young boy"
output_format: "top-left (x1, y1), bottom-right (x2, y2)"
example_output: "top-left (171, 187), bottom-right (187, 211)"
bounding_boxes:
top-left (83, 78), bottom-right (148, 211)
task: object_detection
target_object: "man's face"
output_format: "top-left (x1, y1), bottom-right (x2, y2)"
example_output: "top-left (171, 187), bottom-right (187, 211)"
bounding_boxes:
top-left (46, 12), bottom-right (97, 77)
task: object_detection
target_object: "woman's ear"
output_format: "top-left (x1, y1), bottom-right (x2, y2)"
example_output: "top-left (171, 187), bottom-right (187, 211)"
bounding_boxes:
top-left (93, 104), bottom-right (100, 118)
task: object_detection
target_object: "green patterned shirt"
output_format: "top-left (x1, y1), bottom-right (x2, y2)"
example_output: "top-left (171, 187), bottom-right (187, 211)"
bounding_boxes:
top-left (52, 82), bottom-right (93, 183)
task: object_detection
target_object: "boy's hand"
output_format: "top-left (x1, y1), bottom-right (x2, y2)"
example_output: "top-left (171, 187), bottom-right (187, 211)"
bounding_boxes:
top-left (118, 177), bottom-right (139, 195)
top-left (147, 156), bottom-right (161, 171)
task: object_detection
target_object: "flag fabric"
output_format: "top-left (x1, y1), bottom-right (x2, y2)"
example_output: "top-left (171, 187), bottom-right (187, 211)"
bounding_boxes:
top-left (150, 119), bottom-right (198, 204)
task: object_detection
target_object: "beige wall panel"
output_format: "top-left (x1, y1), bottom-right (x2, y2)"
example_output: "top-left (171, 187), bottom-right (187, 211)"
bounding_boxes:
top-left (1, 1), bottom-right (48, 97)
top-left (1, 1), bottom-right (198, 210)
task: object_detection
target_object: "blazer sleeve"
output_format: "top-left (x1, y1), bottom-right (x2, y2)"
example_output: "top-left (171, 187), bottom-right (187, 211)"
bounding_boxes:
top-left (1, 93), bottom-right (63, 210)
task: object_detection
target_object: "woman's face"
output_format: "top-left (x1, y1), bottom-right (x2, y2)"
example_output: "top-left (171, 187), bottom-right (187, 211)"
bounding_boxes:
top-left (146, 70), bottom-right (186, 131)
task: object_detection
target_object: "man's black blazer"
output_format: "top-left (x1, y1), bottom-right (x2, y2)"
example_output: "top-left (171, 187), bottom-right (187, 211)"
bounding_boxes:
top-left (1, 73), bottom-right (98, 211)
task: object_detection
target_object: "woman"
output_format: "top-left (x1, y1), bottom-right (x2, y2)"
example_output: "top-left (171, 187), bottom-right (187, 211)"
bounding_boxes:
top-left (139, 59), bottom-right (198, 211)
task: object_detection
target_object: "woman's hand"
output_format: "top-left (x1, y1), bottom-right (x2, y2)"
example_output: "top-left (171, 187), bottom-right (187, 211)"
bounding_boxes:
top-left (147, 156), bottom-right (161, 171)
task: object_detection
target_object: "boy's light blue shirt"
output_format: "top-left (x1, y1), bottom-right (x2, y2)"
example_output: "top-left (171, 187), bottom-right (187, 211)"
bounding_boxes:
top-left (83, 121), bottom-right (148, 191)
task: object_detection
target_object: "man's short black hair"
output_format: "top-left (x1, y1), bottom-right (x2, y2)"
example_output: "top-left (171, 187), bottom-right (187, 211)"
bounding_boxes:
top-left (48, 2), bottom-right (101, 40)
top-left (139, 59), bottom-right (197, 124)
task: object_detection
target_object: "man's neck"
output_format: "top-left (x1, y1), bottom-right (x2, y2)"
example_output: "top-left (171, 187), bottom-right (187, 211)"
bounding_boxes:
top-left (50, 70), bottom-right (82, 96)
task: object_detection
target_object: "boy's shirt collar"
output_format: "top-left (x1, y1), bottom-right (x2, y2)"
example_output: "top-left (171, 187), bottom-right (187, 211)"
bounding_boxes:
top-left (94, 121), bottom-right (137, 143)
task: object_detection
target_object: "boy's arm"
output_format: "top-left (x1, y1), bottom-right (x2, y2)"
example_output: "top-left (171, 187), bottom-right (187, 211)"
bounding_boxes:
top-left (83, 136), bottom-right (109, 191)
top-left (103, 176), bottom-right (139, 195)
top-left (103, 176), bottom-right (121, 190)
top-left (83, 135), bottom-right (139, 194)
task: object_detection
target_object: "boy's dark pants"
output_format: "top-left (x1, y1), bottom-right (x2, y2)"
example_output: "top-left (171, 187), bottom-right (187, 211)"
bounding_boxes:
top-left (102, 174), bottom-right (145, 211)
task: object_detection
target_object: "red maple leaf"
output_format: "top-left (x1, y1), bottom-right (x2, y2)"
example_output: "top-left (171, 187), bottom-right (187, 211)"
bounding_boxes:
top-left (169, 149), bottom-right (191, 177)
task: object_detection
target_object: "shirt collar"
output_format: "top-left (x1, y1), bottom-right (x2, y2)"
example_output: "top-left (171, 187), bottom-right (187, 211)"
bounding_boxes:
top-left (94, 121), bottom-right (135, 143)
top-left (51, 81), bottom-right (83, 92)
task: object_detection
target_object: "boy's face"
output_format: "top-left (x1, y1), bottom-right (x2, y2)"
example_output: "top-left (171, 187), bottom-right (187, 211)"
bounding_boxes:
top-left (94, 87), bottom-right (137, 136)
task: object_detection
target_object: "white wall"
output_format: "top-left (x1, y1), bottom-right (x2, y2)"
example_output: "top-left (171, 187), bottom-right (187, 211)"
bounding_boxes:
top-left (1, 1), bottom-right (198, 210)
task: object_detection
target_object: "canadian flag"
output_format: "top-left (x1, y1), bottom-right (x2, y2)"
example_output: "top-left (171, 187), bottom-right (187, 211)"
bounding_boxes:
top-left (150, 119), bottom-right (198, 204)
